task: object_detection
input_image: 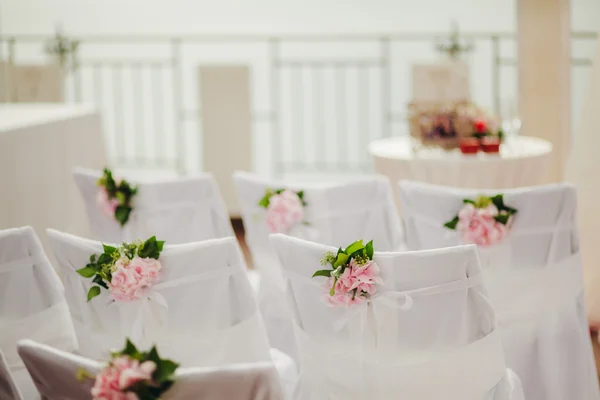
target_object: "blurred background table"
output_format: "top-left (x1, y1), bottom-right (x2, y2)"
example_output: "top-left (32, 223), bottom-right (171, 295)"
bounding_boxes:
top-left (370, 136), bottom-right (553, 211)
top-left (0, 103), bottom-right (106, 253)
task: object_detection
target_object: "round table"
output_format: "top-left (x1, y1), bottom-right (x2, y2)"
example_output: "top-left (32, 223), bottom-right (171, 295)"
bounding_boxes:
top-left (370, 136), bottom-right (553, 210)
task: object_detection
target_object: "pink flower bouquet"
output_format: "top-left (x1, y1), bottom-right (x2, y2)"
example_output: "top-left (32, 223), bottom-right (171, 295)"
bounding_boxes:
top-left (96, 168), bottom-right (138, 227)
top-left (444, 194), bottom-right (517, 247)
top-left (313, 240), bottom-right (382, 307)
top-left (258, 188), bottom-right (307, 233)
top-left (76, 236), bottom-right (165, 302)
top-left (82, 339), bottom-right (178, 400)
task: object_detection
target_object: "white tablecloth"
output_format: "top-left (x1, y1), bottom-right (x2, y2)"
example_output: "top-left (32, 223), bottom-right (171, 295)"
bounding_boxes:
top-left (0, 103), bottom-right (106, 255)
top-left (370, 136), bottom-right (553, 211)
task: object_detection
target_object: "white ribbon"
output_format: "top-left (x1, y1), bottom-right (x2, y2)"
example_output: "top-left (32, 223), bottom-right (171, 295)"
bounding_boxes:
top-left (114, 290), bottom-right (169, 349)
top-left (111, 268), bottom-right (244, 347)
top-left (286, 268), bottom-right (505, 399)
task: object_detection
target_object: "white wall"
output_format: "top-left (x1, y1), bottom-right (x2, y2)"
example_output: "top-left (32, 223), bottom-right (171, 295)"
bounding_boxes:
top-left (3, 0), bottom-right (517, 34)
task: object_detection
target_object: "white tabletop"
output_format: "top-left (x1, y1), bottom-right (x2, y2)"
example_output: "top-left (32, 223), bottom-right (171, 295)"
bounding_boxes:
top-left (369, 136), bottom-right (553, 162)
top-left (370, 135), bottom-right (554, 213)
top-left (0, 103), bottom-right (98, 133)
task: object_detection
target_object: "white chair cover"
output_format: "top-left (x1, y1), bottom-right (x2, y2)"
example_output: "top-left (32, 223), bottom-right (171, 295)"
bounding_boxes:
top-left (233, 172), bottom-right (403, 360)
top-left (0, 351), bottom-right (22, 400)
top-left (17, 339), bottom-right (286, 400)
top-left (46, 230), bottom-right (271, 367)
top-left (398, 180), bottom-right (600, 400)
top-left (0, 226), bottom-right (78, 399)
top-left (73, 168), bottom-right (234, 244)
top-left (270, 234), bottom-right (524, 400)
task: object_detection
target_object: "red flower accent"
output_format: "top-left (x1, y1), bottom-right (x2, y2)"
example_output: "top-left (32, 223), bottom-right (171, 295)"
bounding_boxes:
top-left (473, 118), bottom-right (488, 133)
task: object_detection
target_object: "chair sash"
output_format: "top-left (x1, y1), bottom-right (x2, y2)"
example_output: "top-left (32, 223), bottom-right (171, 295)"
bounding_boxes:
top-left (404, 205), bottom-right (584, 327)
top-left (286, 270), bottom-right (507, 400)
top-left (61, 261), bottom-right (270, 366)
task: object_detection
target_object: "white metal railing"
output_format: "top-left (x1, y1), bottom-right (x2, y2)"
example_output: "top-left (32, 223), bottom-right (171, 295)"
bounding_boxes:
top-left (1, 31), bottom-right (597, 176)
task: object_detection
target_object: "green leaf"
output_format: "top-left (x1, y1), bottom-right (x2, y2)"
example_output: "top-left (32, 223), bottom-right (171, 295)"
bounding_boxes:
top-left (490, 194), bottom-right (504, 211)
top-left (297, 190), bottom-right (304, 200)
top-left (115, 191), bottom-right (126, 204)
top-left (463, 199), bottom-right (476, 205)
top-left (102, 244), bottom-right (118, 254)
top-left (114, 206), bottom-right (132, 226)
top-left (312, 269), bottom-right (332, 278)
top-left (365, 240), bottom-right (374, 259)
top-left (139, 236), bottom-right (163, 259)
top-left (444, 216), bottom-right (459, 230)
top-left (87, 286), bottom-right (101, 302)
top-left (119, 338), bottom-right (142, 360)
top-left (258, 195), bottom-right (270, 208)
top-left (333, 253), bottom-right (349, 268)
top-left (494, 214), bottom-right (511, 225)
top-left (76, 266), bottom-right (97, 278)
top-left (97, 253), bottom-right (114, 266)
top-left (153, 359), bottom-right (179, 384)
top-left (344, 240), bottom-right (364, 255)
top-left (93, 274), bottom-right (109, 289)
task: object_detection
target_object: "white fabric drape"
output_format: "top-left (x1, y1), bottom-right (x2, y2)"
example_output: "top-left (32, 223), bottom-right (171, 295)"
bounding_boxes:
top-left (270, 234), bottom-right (524, 400)
top-left (17, 339), bottom-right (286, 400)
top-left (398, 180), bottom-right (600, 400)
top-left (0, 351), bottom-right (22, 400)
top-left (566, 30), bottom-right (600, 327)
top-left (233, 172), bottom-right (403, 362)
top-left (73, 168), bottom-right (235, 244)
top-left (0, 226), bottom-right (78, 399)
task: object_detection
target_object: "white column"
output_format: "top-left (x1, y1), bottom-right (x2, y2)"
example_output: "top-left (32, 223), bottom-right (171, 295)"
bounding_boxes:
top-left (199, 66), bottom-right (252, 217)
top-left (567, 30), bottom-right (600, 325)
top-left (517, 0), bottom-right (571, 182)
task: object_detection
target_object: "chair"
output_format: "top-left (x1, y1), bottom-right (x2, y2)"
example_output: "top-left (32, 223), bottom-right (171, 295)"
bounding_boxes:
top-left (73, 168), bottom-right (234, 244)
top-left (398, 180), bottom-right (600, 400)
top-left (0, 226), bottom-right (78, 398)
top-left (47, 230), bottom-right (272, 366)
top-left (271, 234), bottom-right (522, 400)
top-left (270, 234), bottom-right (524, 399)
top-left (17, 339), bottom-right (286, 400)
top-left (0, 351), bottom-right (22, 400)
top-left (233, 172), bottom-right (403, 359)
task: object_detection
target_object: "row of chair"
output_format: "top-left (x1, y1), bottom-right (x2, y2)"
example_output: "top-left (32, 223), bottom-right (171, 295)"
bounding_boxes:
top-left (0, 168), bottom-right (598, 399)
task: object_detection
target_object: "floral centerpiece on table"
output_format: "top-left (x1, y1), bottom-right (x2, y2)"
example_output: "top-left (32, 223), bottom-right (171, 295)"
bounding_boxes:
top-left (444, 194), bottom-right (517, 246)
top-left (470, 117), bottom-right (504, 141)
top-left (258, 188), bottom-right (307, 233)
top-left (312, 240), bottom-right (382, 307)
top-left (76, 237), bottom-right (164, 302)
top-left (97, 168), bottom-right (138, 227)
top-left (408, 101), bottom-right (503, 150)
top-left (79, 339), bottom-right (179, 400)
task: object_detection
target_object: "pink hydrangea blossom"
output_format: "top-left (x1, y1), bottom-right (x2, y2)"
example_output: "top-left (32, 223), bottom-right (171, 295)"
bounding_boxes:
top-left (265, 190), bottom-right (305, 233)
top-left (96, 187), bottom-right (120, 219)
top-left (91, 356), bottom-right (156, 400)
top-left (324, 260), bottom-right (382, 307)
top-left (456, 203), bottom-right (511, 246)
top-left (109, 256), bottom-right (162, 301)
